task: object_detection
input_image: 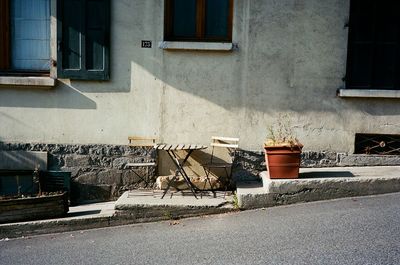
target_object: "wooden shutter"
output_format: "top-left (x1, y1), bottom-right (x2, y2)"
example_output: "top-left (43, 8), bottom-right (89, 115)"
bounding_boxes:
top-left (0, 0), bottom-right (10, 70)
top-left (57, 0), bottom-right (110, 80)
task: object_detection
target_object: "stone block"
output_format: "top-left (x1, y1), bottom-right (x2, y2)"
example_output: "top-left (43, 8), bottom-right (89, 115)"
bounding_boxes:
top-left (122, 170), bottom-right (144, 185)
top-left (70, 182), bottom-right (112, 204)
top-left (89, 155), bottom-right (113, 167)
top-left (0, 151), bottom-right (47, 170)
top-left (60, 167), bottom-right (81, 178)
top-left (112, 157), bottom-right (130, 169)
top-left (64, 155), bottom-right (91, 167)
top-left (97, 169), bottom-right (122, 185)
top-left (75, 172), bottom-right (98, 184)
top-left (339, 154), bottom-right (400, 167)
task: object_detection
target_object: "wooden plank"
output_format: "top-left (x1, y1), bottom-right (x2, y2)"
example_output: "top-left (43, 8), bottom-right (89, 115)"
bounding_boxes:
top-left (0, 200), bottom-right (64, 212)
top-left (210, 143), bottom-right (239, 148)
top-left (212, 136), bottom-right (239, 142)
top-left (177, 144), bottom-right (185, 150)
top-left (128, 136), bottom-right (157, 141)
top-left (126, 162), bottom-right (156, 167)
top-left (196, 0), bottom-right (205, 39)
top-left (154, 143), bottom-right (207, 150)
top-left (0, 193), bottom-right (68, 223)
top-left (170, 144), bottom-right (179, 150)
top-left (128, 135), bottom-right (157, 147)
top-left (155, 144), bottom-right (165, 150)
top-left (163, 144), bottom-right (172, 150)
top-left (164, 0), bottom-right (173, 40)
top-left (227, 0), bottom-right (233, 42)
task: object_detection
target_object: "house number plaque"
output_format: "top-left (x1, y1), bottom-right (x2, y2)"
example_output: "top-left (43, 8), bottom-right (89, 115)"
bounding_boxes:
top-left (141, 40), bottom-right (152, 48)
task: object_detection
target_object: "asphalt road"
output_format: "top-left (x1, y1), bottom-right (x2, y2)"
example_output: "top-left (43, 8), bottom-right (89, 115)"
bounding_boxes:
top-left (1, 193), bottom-right (400, 265)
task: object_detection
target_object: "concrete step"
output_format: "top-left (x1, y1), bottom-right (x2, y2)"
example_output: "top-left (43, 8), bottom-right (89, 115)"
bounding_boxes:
top-left (237, 166), bottom-right (400, 209)
top-left (114, 190), bottom-right (235, 220)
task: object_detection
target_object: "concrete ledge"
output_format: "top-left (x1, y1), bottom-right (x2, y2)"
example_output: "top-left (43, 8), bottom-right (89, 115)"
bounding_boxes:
top-left (237, 167), bottom-right (400, 209)
top-left (339, 154), bottom-right (400, 167)
top-left (0, 76), bottom-right (55, 87)
top-left (114, 191), bottom-right (235, 228)
top-left (115, 190), bottom-right (232, 209)
top-left (338, 89), bottom-right (400, 98)
top-left (159, 41), bottom-right (234, 51)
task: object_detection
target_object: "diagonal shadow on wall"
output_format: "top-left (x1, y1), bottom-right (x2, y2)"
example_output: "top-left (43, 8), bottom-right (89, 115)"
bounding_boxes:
top-left (0, 81), bottom-right (96, 109)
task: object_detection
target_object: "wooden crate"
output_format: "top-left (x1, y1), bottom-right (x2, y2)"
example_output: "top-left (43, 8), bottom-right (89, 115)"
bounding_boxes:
top-left (0, 192), bottom-right (68, 224)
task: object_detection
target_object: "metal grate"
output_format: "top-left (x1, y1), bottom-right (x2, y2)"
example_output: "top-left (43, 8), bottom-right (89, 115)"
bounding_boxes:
top-left (355, 133), bottom-right (400, 155)
top-left (42, 171), bottom-right (71, 193)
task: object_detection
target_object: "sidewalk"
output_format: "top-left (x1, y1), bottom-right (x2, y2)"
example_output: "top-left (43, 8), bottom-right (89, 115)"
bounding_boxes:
top-left (1, 166), bottom-right (400, 239)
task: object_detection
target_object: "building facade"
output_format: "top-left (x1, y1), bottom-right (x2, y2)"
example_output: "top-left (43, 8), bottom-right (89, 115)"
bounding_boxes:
top-left (1, 0), bottom-right (400, 201)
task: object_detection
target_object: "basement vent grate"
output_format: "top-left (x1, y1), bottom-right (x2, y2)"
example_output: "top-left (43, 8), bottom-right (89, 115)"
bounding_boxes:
top-left (355, 133), bottom-right (400, 155)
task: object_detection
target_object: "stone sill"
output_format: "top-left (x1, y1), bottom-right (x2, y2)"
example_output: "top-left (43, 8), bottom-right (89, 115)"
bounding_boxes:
top-left (338, 89), bottom-right (400, 98)
top-left (159, 41), bottom-right (235, 51)
top-left (0, 76), bottom-right (55, 88)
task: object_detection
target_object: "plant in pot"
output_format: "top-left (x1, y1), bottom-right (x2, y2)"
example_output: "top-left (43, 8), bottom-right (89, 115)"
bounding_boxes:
top-left (264, 114), bottom-right (303, 179)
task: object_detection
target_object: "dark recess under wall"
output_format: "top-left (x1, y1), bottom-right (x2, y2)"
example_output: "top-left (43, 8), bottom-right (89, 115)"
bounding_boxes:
top-left (355, 133), bottom-right (400, 155)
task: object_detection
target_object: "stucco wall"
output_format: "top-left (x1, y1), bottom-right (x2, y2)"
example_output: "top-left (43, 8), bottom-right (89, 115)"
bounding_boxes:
top-left (1, 0), bottom-right (400, 154)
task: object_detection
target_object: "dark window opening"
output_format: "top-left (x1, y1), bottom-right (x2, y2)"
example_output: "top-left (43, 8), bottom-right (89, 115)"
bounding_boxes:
top-left (164, 0), bottom-right (233, 42)
top-left (346, 0), bottom-right (400, 90)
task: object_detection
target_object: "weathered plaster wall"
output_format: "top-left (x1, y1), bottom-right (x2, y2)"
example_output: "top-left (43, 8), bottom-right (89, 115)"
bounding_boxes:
top-left (1, 0), bottom-right (400, 154)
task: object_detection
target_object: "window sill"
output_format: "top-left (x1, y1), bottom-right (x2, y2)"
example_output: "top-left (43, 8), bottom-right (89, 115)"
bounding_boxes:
top-left (337, 89), bottom-right (400, 99)
top-left (0, 76), bottom-right (55, 87)
top-left (159, 41), bottom-right (236, 51)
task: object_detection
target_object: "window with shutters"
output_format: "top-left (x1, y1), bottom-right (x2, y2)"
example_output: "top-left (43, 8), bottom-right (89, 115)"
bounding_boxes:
top-left (164, 0), bottom-right (233, 42)
top-left (0, 0), bottom-right (110, 82)
top-left (346, 0), bottom-right (400, 90)
top-left (57, 0), bottom-right (110, 80)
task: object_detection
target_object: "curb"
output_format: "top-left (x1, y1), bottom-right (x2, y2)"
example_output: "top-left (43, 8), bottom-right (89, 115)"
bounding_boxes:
top-left (0, 205), bottom-right (235, 239)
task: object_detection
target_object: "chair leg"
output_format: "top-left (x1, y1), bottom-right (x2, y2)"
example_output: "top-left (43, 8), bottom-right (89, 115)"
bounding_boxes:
top-left (201, 174), bottom-right (207, 199)
top-left (222, 167), bottom-right (230, 198)
top-left (203, 167), bottom-right (216, 198)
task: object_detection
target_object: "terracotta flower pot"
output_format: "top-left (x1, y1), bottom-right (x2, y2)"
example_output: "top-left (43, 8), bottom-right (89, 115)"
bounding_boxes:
top-left (264, 145), bottom-right (302, 179)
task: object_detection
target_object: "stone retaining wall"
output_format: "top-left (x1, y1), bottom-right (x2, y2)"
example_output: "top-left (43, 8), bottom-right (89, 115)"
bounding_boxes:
top-left (0, 142), bottom-right (156, 204)
top-left (2, 142), bottom-right (400, 204)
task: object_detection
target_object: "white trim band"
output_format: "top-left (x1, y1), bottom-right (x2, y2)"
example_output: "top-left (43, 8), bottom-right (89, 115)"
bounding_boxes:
top-left (159, 41), bottom-right (234, 51)
top-left (338, 89), bottom-right (400, 99)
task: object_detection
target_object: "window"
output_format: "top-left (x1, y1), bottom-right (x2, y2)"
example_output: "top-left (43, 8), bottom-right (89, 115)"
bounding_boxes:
top-left (346, 0), bottom-right (400, 90)
top-left (0, 0), bottom-right (110, 80)
top-left (164, 0), bottom-right (233, 42)
top-left (57, 0), bottom-right (110, 80)
top-left (0, 0), bottom-right (50, 74)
